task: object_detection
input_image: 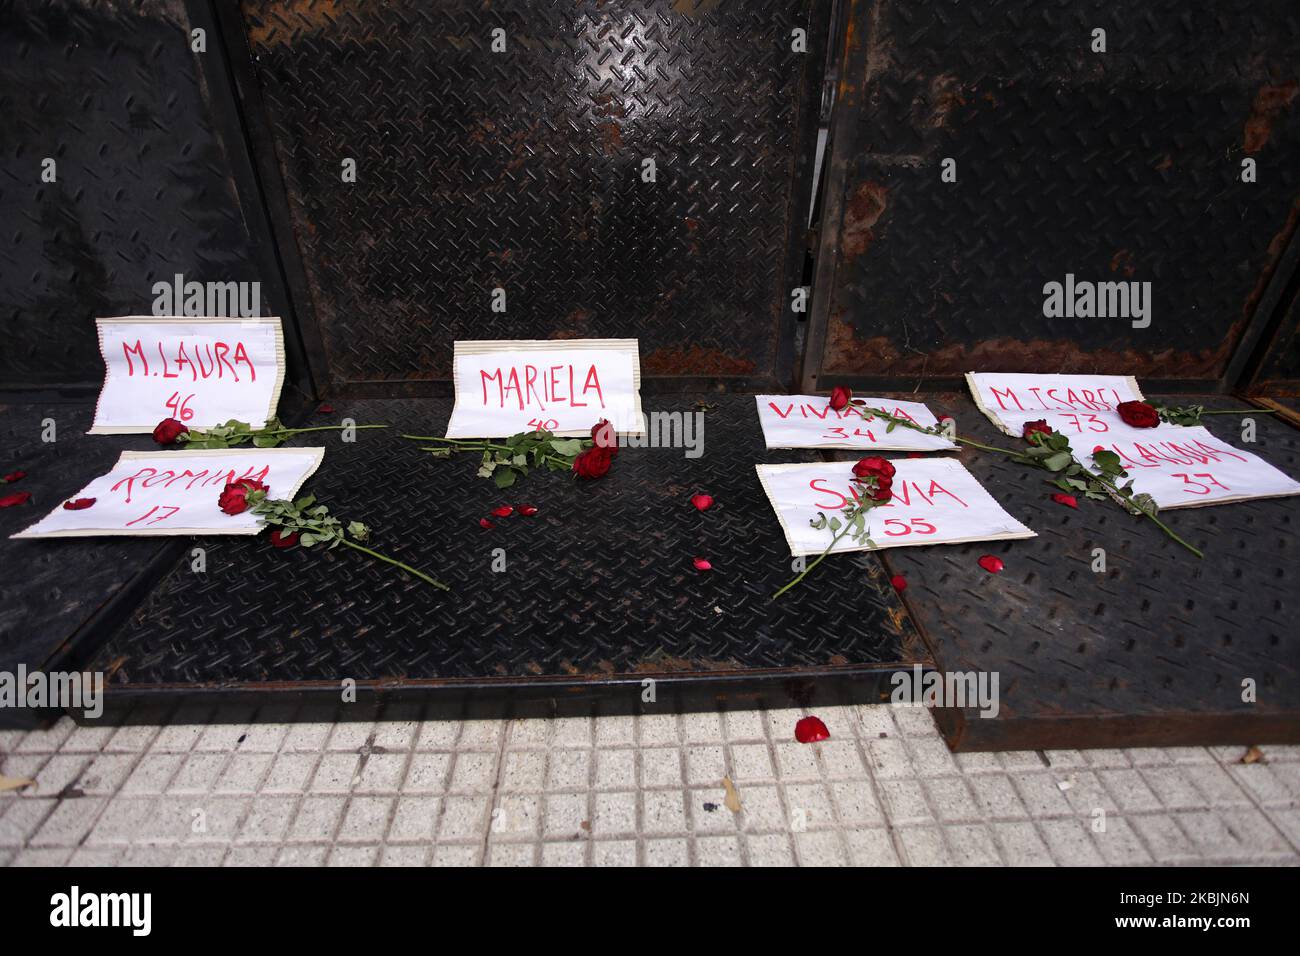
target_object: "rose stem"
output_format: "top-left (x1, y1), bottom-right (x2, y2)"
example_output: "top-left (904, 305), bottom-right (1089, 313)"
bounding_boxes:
top-left (1196, 409), bottom-right (1277, 416)
top-left (340, 540), bottom-right (450, 590)
top-left (262, 425), bottom-right (388, 435)
top-left (772, 520), bottom-right (857, 600)
top-left (1086, 473), bottom-right (1203, 559)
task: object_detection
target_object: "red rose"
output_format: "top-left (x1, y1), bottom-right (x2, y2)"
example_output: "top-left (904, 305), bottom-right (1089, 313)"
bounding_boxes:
top-left (62, 497), bottom-right (96, 510)
top-left (852, 456), bottom-right (896, 480)
top-left (0, 492), bottom-right (31, 508)
top-left (829, 386), bottom-right (852, 411)
top-left (591, 419), bottom-right (619, 453)
top-left (1117, 401), bottom-right (1159, 428)
top-left (1022, 419), bottom-right (1052, 438)
top-left (217, 478), bottom-right (268, 515)
top-left (153, 418), bottom-right (189, 445)
top-left (2, 470), bottom-right (26, 483)
top-left (572, 447), bottom-right (612, 480)
top-left (269, 529), bottom-right (298, 548)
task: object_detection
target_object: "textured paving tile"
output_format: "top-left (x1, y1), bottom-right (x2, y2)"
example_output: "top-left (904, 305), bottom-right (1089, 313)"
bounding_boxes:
top-left (0, 704), bottom-right (1295, 867)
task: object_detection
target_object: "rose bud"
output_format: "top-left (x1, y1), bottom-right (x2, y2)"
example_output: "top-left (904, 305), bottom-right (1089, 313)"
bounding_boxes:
top-left (572, 447), bottom-right (613, 480)
top-left (828, 386), bottom-right (852, 411)
top-left (153, 417), bottom-right (189, 445)
top-left (217, 478), bottom-right (269, 515)
top-left (852, 456), bottom-right (896, 480)
top-left (1022, 419), bottom-right (1052, 438)
top-left (1116, 400), bottom-right (1159, 428)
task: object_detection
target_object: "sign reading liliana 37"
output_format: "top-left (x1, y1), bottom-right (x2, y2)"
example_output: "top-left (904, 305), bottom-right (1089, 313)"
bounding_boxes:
top-left (89, 316), bottom-right (285, 434)
top-left (756, 458), bottom-right (1035, 556)
top-left (12, 448), bottom-right (323, 539)
top-left (966, 372), bottom-right (1300, 509)
top-left (445, 339), bottom-right (644, 439)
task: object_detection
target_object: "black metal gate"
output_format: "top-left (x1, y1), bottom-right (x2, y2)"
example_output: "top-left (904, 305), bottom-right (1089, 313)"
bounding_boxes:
top-left (225, 0), bottom-right (828, 394)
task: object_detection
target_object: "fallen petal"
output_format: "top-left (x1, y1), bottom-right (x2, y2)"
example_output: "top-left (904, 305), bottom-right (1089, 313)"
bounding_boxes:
top-left (1050, 493), bottom-right (1079, 509)
top-left (794, 716), bottom-right (830, 744)
top-left (977, 554), bottom-right (1005, 574)
top-left (491, 505), bottom-right (514, 518)
top-left (0, 492), bottom-right (31, 508)
top-left (317, 403), bottom-right (335, 414)
top-left (2, 470), bottom-right (26, 483)
top-left (62, 497), bottom-right (96, 511)
top-left (890, 574), bottom-right (907, 593)
top-left (692, 556), bottom-right (711, 571)
top-left (690, 493), bottom-right (714, 512)
top-left (518, 505), bottom-right (539, 516)
top-left (479, 518), bottom-right (494, 529)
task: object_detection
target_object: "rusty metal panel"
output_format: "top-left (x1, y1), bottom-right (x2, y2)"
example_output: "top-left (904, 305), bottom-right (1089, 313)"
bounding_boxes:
top-left (0, 0), bottom-right (290, 392)
top-left (803, 0), bottom-right (1300, 393)
top-left (232, 0), bottom-right (826, 394)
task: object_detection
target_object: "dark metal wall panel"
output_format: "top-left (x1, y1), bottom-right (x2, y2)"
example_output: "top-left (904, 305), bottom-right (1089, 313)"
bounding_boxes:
top-left (804, 0), bottom-right (1300, 393)
top-left (0, 0), bottom-right (306, 397)
top-left (234, 0), bottom-right (826, 394)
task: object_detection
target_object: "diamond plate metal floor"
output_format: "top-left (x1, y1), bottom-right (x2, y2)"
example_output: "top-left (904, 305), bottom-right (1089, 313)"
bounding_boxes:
top-left (71, 395), bottom-right (928, 717)
top-left (0, 403), bottom-right (179, 727)
top-left (847, 394), bottom-right (1300, 752)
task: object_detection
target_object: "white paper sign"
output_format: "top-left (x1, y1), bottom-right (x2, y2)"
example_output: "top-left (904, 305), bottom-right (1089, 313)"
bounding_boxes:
top-left (756, 458), bottom-right (1036, 556)
top-left (12, 448), bottom-right (324, 539)
top-left (445, 339), bottom-right (644, 438)
top-left (89, 316), bottom-right (285, 434)
top-left (967, 372), bottom-right (1300, 509)
top-left (755, 394), bottom-right (957, 450)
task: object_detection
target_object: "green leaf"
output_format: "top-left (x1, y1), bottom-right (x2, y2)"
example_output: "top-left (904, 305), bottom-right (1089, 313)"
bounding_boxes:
top-left (1042, 451), bottom-right (1073, 472)
top-left (494, 467), bottom-right (517, 489)
top-left (299, 533), bottom-right (317, 547)
top-left (294, 495), bottom-right (316, 510)
top-left (347, 521), bottom-right (369, 541)
top-left (252, 433), bottom-right (282, 447)
top-left (549, 438), bottom-right (583, 457)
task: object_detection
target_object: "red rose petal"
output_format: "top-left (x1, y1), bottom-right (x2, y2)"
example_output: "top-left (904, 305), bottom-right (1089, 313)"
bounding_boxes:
top-left (690, 493), bottom-right (714, 512)
top-left (906, 452), bottom-right (924, 459)
top-left (270, 529), bottom-right (299, 549)
top-left (518, 505), bottom-right (539, 516)
top-left (2, 471), bottom-right (26, 483)
top-left (794, 716), bottom-right (830, 744)
top-left (491, 505), bottom-right (514, 518)
top-left (62, 497), bottom-right (96, 510)
top-left (1092, 445), bottom-right (1106, 455)
top-left (1050, 493), bottom-right (1078, 509)
top-left (317, 403), bottom-right (335, 414)
top-left (0, 492), bottom-right (31, 508)
top-left (890, 574), bottom-right (907, 593)
top-left (692, 556), bottom-right (711, 571)
top-left (977, 554), bottom-right (1005, 574)
top-left (479, 518), bottom-right (494, 529)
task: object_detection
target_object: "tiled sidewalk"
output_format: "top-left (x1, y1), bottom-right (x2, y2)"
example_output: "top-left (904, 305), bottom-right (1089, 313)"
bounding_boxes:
top-left (2, 703), bottom-right (1297, 866)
